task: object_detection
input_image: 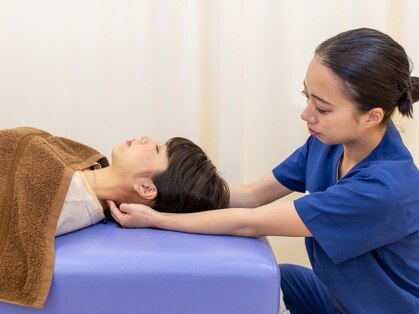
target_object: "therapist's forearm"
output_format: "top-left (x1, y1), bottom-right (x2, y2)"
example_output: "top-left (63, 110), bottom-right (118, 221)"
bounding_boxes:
top-left (155, 207), bottom-right (261, 237)
top-left (229, 173), bottom-right (293, 208)
top-left (152, 201), bottom-right (311, 237)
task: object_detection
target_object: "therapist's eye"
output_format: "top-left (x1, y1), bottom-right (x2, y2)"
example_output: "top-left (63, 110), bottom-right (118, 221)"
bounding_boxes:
top-left (315, 107), bottom-right (329, 114)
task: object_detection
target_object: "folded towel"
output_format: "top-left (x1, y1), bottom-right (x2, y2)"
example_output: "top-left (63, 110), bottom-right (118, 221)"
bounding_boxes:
top-left (0, 127), bottom-right (108, 308)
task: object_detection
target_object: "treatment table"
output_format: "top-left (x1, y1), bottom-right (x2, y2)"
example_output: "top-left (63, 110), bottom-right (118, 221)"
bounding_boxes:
top-left (0, 221), bottom-right (280, 314)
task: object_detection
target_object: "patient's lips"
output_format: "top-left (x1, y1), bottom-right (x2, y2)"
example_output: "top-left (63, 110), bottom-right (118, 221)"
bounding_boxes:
top-left (127, 137), bottom-right (144, 146)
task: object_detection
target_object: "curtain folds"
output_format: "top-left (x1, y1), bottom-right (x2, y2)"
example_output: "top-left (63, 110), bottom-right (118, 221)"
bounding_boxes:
top-left (0, 0), bottom-right (418, 183)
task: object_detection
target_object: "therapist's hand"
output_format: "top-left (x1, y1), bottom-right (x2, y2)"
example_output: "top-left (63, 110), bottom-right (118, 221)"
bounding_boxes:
top-left (107, 200), bottom-right (156, 228)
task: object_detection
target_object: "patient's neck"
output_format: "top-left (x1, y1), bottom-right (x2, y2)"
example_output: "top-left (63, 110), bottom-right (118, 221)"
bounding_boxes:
top-left (82, 168), bottom-right (135, 205)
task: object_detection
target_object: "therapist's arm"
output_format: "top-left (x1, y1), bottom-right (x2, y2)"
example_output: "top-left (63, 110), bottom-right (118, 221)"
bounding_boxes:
top-left (229, 172), bottom-right (293, 208)
top-left (108, 199), bottom-right (312, 238)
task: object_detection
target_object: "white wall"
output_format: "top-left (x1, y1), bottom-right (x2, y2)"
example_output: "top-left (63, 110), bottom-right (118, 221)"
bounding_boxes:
top-left (1, 0), bottom-right (418, 265)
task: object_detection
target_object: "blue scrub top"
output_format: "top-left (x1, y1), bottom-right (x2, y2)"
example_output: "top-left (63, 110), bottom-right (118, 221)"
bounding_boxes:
top-left (273, 123), bottom-right (419, 314)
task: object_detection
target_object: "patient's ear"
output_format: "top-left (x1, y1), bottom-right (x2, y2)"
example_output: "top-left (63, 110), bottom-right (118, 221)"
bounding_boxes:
top-left (134, 182), bottom-right (157, 201)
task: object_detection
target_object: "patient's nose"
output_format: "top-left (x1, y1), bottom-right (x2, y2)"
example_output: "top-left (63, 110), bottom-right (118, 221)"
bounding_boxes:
top-left (139, 136), bottom-right (156, 145)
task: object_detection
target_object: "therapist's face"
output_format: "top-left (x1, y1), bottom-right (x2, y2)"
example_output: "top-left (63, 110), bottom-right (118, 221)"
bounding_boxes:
top-left (300, 55), bottom-right (368, 145)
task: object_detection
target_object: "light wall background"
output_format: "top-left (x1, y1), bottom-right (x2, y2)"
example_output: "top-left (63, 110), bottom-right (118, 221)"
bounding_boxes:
top-left (1, 0), bottom-right (418, 267)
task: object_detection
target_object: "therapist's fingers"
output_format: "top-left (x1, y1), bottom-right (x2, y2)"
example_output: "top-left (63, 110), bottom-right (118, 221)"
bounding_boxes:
top-left (107, 200), bottom-right (119, 213)
top-left (106, 199), bottom-right (118, 211)
top-left (107, 201), bottom-right (153, 228)
top-left (107, 200), bottom-right (127, 224)
top-left (121, 203), bottom-right (156, 228)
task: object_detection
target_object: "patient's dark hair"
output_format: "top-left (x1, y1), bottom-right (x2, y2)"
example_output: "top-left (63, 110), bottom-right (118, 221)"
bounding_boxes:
top-left (152, 137), bottom-right (230, 213)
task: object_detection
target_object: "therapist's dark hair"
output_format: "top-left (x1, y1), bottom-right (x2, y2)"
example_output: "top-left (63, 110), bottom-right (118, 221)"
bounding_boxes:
top-left (152, 137), bottom-right (230, 213)
top-left (315, 28), bottom-right (419, 122)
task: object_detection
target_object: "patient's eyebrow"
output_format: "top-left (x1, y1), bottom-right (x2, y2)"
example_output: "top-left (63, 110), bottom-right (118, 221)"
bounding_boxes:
top-left (303, 81), bottom-right (335, 106)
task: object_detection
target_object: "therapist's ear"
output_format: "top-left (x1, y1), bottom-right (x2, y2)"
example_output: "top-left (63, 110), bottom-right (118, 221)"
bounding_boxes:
top-left (365, 108), bottom-right (384, 127)
top-left (134, 183), bottom-right (157, 201)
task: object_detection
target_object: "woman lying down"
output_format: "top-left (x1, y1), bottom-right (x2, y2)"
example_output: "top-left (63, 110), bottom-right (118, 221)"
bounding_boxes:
top-left (0, 126), bottom-right (229, 308)
top-left (55, 131), bottom-right (230, 235)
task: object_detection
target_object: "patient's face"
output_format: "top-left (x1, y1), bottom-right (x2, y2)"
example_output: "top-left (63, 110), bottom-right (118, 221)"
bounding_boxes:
top-left (112, 136), bottom-right (168, 177)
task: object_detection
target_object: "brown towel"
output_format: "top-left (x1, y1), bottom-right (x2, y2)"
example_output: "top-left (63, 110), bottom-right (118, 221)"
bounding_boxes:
top-left (0, 127), bottom-right (108, 308)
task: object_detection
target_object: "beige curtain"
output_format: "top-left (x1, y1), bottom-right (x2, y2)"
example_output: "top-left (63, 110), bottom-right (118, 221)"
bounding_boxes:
top-left (1, 0), bottom-right (418, 185)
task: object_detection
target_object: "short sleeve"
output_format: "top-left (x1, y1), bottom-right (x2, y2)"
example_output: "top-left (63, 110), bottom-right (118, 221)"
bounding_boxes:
top-left (294, 168), bottom-right (409, 264)
top-left (272, 137), bottom-right (312, 193)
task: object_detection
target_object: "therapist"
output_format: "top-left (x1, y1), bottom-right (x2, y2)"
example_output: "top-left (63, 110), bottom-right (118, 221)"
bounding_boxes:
top-left (110, 28), bottom-right (419, 314)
